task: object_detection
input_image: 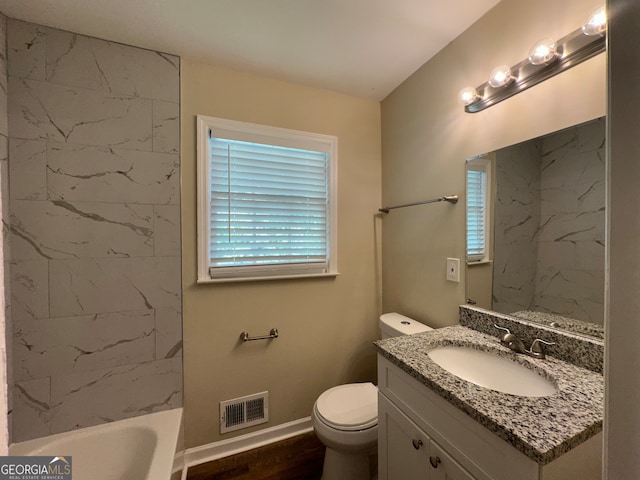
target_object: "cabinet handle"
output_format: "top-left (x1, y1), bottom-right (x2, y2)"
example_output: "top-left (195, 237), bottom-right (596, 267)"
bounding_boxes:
top-left (412, 439), bottom-right (423, 450)
top-left (429, 456), bottom-right (441, 468)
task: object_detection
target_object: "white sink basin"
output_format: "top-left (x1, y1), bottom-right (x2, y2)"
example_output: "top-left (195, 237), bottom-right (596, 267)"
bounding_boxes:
top-left (427, 346), bottom-right (558, 397)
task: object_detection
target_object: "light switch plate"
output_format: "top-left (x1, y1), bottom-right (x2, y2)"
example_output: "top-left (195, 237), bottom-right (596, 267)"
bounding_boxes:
top-left (446, 258), bottom-right (460, 283)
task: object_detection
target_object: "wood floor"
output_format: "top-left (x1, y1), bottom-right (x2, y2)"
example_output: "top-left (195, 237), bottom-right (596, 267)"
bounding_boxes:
top-left (186, 431), bottom-right (325, 480)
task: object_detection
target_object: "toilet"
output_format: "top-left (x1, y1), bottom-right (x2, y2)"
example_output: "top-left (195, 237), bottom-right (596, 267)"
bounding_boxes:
top-left (312, 313), bottom-right (432, 480)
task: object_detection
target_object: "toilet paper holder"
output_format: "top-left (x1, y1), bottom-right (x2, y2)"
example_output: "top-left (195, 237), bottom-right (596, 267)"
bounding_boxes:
top-left (240, 328), bottom-right (279, 342)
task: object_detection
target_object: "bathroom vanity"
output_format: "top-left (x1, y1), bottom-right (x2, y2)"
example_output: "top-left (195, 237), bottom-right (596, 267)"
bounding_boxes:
top-left (375, 324), bottom-right (603, 480)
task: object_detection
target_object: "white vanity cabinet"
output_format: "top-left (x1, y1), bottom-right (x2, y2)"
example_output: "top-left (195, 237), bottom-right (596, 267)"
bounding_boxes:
top-left (377, 355), bottom-right (602, 480)
top-left (379, 392), bottom-right (474, 480)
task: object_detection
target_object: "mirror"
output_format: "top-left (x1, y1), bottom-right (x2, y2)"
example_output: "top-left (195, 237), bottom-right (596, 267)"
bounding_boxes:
top-left (465, 117), bottom-right (605, 340)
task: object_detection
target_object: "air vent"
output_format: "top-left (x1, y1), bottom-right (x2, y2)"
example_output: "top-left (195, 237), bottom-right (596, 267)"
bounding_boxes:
top-left (220, 391), bottom-right (269, 434)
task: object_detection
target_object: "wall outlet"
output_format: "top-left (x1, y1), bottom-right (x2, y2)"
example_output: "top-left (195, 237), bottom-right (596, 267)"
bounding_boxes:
top-left (446, 258), bottom-right (460, 283)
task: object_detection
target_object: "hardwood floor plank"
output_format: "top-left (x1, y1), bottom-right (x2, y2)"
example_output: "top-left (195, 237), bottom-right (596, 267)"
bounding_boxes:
top-left (187, 431), bottom-right (325, 480)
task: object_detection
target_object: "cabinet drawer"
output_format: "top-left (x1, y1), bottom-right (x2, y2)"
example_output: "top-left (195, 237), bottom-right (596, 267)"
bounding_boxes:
top-left (378, 355), bottom-right (538, 480)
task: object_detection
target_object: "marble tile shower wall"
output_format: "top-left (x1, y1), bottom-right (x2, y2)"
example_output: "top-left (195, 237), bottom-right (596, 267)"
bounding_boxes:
top-left (6, 19), bottom-right (182, 442)
top-left (535, 119), bottom-right (605, 324)
top-left (0, 12), bottom-right (14, 441)
top-left (492, 139), bottom-right (541, 313)
top-left (492, 119), bottom-right (605, 325)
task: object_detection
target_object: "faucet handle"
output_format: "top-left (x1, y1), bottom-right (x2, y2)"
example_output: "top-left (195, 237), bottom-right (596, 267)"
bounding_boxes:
top-left (530, 339), bottom-right (556, 358)
top-left (494, 324), bottom-right (511, 336)
top-left (494, 325), bottom-right (522, 350)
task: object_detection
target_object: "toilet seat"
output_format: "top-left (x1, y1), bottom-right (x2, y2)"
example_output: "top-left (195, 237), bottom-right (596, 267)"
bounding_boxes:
top-left (314, 382), bottom-right (378, 431)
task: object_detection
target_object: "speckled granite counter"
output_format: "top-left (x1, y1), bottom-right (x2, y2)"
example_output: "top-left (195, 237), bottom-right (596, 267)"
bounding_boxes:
top-left (510, 310), bottom-right (605, 340)
top-left (374, 325), bottom-right (604, 465)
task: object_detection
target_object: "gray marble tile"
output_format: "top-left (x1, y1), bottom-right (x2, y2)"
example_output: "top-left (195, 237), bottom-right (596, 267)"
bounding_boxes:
top-left (46, 27), bottom-right (179, 102)
top-left (540, 180), bottom-right (605, 217)
top-left (13, 377), bottom-right (51, 442)
top-left (541, 128), bottom-right (577, 164)
top-left (11, 260), bottom-right (49, 322)
top-left (48, 358), bottom-right (182, 434)
top-left (541, 151), bottom-right (604, 191)
top-left (535, 267), bottom-right (604, 310)
top-left (10, 200), bottom-right (154, 261)
top-left (578, 117), bottom-right (606, 154)
top-left (0, 135), bottom-right (10, 258)
top-left (6, 19), bottom-right (183, 439)
top-left (9, 138), bottom-right (47, 200)
top-left (49, 256), bottom-right (181, 317)
top-left (8, 77), bottom-right (152, 150)
top-left (13, 310), bottom-right (155, 382)
top-left (533, 294), bottom-right (604, 326)
top-left (155, 307), bottom-right (182, 360)
top-left (154, 205), bottom-right (180, 257)
top-left (152, 101), bottom-right (179, 154)
top-left (536, 210), bottom-right (605, 243)
top-left (536, 240), bottom-right (604, 272)
top-left (47, 142), bottom-right (179, 204)
top-left (0, 16), bottom-right (7, 138)
top-left (7, 19), bottom-right (46, 81)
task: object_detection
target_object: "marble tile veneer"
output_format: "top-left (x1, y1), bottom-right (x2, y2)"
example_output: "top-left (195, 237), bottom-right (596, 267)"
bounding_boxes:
top-left (6, 17), bottom-right (183, 442)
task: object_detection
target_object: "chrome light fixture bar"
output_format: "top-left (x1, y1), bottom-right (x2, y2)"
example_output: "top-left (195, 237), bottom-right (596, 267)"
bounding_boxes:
top-left (461, 8), bottom-right (606, 113)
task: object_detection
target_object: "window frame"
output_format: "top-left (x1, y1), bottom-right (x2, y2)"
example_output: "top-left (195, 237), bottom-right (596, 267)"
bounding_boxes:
top-left (466, 155), bottom-right (492, 264)
top-left (196, 115), bottom-right (339, 283)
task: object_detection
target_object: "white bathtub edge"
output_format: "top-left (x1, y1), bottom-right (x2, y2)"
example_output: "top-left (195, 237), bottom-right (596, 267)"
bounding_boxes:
top-left (182, 416), bottom-right (313, 471)
top-left (10, 408), bottom-right (183, 480)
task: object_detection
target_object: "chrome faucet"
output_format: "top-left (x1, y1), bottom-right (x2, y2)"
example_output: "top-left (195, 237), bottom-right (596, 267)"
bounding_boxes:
top-left (494, 325), bottom-right (555, 359)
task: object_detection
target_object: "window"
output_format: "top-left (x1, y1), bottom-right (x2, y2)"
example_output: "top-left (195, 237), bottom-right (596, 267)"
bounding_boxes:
top-left (466, 156), bottom-right (491, 263)
top-left (197, 115), bottom-right (338, 283)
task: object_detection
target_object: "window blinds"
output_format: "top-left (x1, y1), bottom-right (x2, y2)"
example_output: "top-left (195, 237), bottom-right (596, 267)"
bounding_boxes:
top-left (208, 137), bottom-right (330, 277)
top-left (466, 167), bottom-right (487, 261)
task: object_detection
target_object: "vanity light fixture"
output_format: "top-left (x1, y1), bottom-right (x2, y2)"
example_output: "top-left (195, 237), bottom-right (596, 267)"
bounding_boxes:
top-left (460, 6), bottom-right (606, 113)
top-left (528, 38), bottom-right (558, 66)
top-left (582, 6), bottom-right (607, 36)
top-left (488, 65), bottom-right (515, 88)
top-left (458, 86), bottom-right (480, 106)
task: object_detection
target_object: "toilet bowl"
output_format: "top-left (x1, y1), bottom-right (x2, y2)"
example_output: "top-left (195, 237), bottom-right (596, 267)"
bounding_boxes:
top-left (312, 313), bottom-right (432, 480)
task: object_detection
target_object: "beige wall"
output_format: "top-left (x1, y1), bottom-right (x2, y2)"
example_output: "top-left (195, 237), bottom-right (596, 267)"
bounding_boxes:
top-left (381, 0), bottom-right (606, 327)
top-left (181, 60), bottom-right (381, 447)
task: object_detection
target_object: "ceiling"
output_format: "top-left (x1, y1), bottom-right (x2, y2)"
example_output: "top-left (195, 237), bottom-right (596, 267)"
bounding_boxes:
top-left (0, 0), bottom-right (500, 101)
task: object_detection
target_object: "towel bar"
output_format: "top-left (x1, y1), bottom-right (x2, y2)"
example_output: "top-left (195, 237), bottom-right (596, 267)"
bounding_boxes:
top-left (240, 328), bottom-right (279, 342)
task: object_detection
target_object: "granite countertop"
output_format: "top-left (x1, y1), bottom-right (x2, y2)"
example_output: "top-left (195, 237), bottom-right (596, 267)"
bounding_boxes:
top-left (510, 310), bottom-right (605, 340)
top-left (374, 325), bottom-right (604, 465)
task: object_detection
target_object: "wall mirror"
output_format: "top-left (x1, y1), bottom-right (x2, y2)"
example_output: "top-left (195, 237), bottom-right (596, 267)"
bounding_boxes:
top-left (465, 117), bottom-right (605, 340)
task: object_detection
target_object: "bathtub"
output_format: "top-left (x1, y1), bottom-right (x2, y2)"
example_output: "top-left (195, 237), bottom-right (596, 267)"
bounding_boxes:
top-left (9, 408), bottom-right (183, 480)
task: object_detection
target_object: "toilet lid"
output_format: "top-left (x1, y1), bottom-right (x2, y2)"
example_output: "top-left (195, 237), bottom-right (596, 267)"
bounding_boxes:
top-left (315, 382), bottom-right (378, 431)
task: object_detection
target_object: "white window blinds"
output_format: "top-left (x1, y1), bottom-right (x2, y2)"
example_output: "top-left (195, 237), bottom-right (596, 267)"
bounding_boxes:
top-left (209, 138), bottom-right (329, 275)
top-left (196, 115), bottom-right (338, 283)
top-left (466, 159), bottom-right (489, 262)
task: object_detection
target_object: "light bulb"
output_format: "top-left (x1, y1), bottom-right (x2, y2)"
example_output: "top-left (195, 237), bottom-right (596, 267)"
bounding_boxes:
top-left (488, 65), bottom-right (514, 88)
top-left (528, 38), bottom-right (558, 65)
top-left (458, 86), bottom-right (479, 106)
top-left (582, 6), bottom-right (606, 36)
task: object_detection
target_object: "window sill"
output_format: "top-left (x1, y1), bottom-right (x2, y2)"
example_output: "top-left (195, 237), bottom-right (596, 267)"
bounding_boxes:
top-left (466, 259), bottom-right (493, 267)
top-left (197, 272), bottom-right (340, 284)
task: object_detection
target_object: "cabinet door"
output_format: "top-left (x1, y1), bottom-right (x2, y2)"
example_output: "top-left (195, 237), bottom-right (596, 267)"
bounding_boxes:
top-left (378, 393), bottom-right (430, 480)
top-left (429, 441), bottom-right (476, 480)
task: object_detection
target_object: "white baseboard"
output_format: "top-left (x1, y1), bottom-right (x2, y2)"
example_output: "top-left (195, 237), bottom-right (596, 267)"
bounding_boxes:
top-left (181, 417), bottom-right (314, 472)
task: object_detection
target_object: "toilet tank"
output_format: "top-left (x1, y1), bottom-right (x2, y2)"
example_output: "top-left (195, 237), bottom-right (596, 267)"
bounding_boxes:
top-left (379, 313), bottom-right (432, 338)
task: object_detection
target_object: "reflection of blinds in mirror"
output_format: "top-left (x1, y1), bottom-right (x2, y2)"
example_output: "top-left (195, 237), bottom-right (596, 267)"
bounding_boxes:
top-left (466, 159), bottom-right (489, 262)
